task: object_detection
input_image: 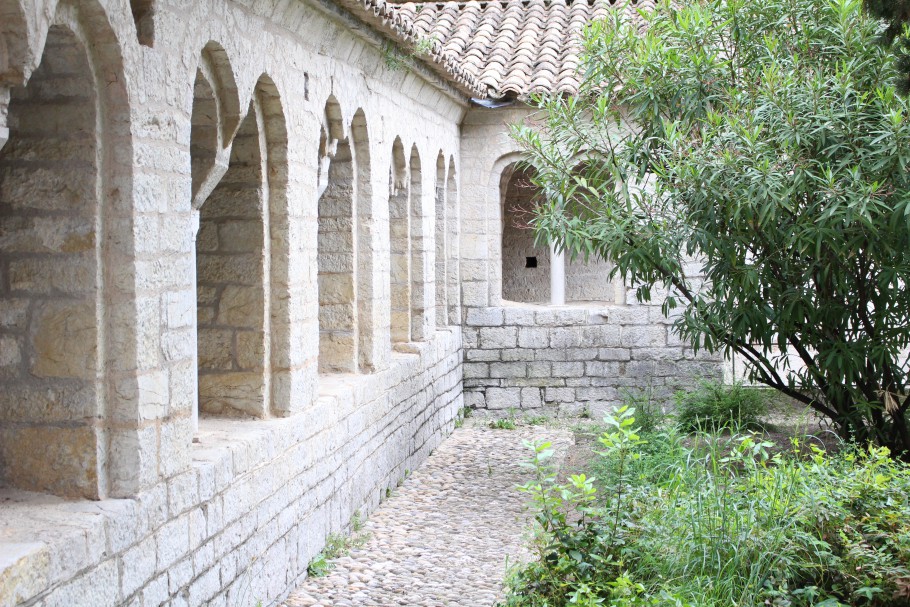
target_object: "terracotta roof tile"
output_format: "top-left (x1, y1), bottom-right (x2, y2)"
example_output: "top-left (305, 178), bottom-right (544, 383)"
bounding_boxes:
top-left (389, 0), bottom-right (647, 99)
top-left (330, 0), bottom-right (488, 97)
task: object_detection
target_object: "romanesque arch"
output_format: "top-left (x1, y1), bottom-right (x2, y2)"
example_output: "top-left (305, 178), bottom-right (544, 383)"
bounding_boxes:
top-left (195, 73), bottom-right (287, 418)
top-left (434, 151), bottom-right (447, 327)
top-left (445, 157), bottom-right (459, 322)
top-left (130, 0), bottom-right (155, 46)
top-left (408, 143), bottom-right (428, 341)
top-left (190, 41), bottom-right (241, 210)
top-left (388, 137), bottom-right (410, 345)
top-left (317, 97), bottom-right (366, 374)
top-left (0, 0), bottom-right (133, 499)
top-left (500, 162), bottom-right (550, 304)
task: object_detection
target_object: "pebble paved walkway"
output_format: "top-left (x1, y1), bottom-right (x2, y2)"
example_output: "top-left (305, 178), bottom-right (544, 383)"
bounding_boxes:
top-left (283, 423), bottom-right (573, 607)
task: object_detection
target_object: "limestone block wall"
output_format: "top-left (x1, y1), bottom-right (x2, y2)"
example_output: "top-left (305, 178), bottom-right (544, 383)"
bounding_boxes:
top-left (0, 24), bottom-right (106, 498)
top-left (566, 257), bottom-right (615, 303)
top-left (0, 0), bottom-right (468, 604)
top-left (4, 329), bottom-right (463, 607)
top-left (462, 304), bottom-right (723, 416)
top-left (460, 106), bottom-right (724, 415)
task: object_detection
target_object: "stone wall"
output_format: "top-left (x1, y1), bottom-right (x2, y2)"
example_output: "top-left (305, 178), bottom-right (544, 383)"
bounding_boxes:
top-left (463, 304), bottom-right (723, 417)
top-left (566, 256), bottom-right (615, 303)
top-left (0, 0), bottom-right (467, 604)
top-left (0, 2), bottom-right (733, 606)
top-left (4, 329), bottom-right (463, 607)
top-left (460, 106), bottom-right (725, 416)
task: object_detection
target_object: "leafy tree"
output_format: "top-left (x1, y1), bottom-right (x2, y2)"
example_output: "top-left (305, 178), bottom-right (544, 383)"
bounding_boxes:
top-left (864, 0), bottom-right (910, 93)
top-left (513, 0), bottom-right (910, 455)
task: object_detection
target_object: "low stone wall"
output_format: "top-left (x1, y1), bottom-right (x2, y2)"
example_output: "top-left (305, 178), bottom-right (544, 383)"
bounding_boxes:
top-left (462, 305), bottom-right (723, 417)
top-left (2, 329), bottom-right (462, 607)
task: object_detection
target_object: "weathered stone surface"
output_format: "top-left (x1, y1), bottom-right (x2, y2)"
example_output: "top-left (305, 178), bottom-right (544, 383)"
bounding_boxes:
top-left (0, 2), bottom-right (729, 606)
top-left (464, 302), bottom-right (722, 412)
top-left (284, 425), bottom-right (571, 607)
top-left (30, 301), bottom-right (97, 379)
top-left (0, 543), bottom-right (49, 607)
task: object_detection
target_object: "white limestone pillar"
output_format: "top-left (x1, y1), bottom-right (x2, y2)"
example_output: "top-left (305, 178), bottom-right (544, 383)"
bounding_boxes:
top-left (191, 209), bottom-right (200, 435)
top-left (0, 88), bottom-right (10, 151)
top-left (550, 243), bottom-right (566, 305)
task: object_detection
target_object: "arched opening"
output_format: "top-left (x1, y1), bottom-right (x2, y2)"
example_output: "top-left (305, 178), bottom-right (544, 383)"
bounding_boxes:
top-left (316, 105), bottom-right (374, 374)
top-left (500, 164), bottom-right (550, 304)
top-left (196, 97), bottom-right (272, 417)
top-left (318, 98), bottom-right (357, 374)
top-left (434, 152), bottom-right (447, 327)
top-left (388, 137), bottom-right (410, 345)
top-left (130, 0), bottom-right (155, 46)
top-left (499, 162), bottom-right (617, 306)
top-left (0, 24), bottom-right (105, 498)
top-left (0, 0), bottom-right (28, 88)
top-left (445, 158), bottom-right (459, 323)
top-left (408, 144), bottom-right (427, 341)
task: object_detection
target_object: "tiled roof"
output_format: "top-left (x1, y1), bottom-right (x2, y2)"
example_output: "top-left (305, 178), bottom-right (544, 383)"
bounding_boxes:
top-left (389, 0), bottom-right (651, 99)
top-left (331, 0), bottom-right (488, 97)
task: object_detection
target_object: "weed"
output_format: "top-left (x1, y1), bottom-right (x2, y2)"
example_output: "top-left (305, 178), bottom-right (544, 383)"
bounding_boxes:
top-left (380, 36), bottom-right (437, 72)
top-left (454, 405), bottom-right (473, 429)
top-left (525, 415), bottom-right (548, 426)
top-left (380, 40), bottom-right (408, 71)
top-left (502, 409), bottom-right (910, 607)
top-left (620, 385), bottom-right (666, 433)
top-left (490, 417), bottom-right (517, 430)
top-left (675, 380), bottom-right (770, 433)
top-left (306, 552), bottom-right (332, 577)
top-left (307, 511), bottom-right (369, 578)
top-left (412, 35), bottom-right (437, 56)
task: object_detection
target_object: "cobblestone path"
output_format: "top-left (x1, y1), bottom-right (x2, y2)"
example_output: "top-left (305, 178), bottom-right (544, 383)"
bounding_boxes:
top-left (283, 423), bottom-right (573, 607)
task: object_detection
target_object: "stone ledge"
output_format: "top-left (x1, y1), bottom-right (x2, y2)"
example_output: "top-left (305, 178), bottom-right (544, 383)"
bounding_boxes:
top-left (0, 328), bottom-right (463, 607)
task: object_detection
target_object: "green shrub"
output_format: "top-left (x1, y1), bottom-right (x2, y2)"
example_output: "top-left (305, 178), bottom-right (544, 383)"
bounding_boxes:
top-left (621, 387), bottom-right (667, 434)
top-left (490, 417), bottom-right (517, 430)
top-left (502, 413), bottom-right (910, 607)
top-left (674, 382), bottom-right (769, 433)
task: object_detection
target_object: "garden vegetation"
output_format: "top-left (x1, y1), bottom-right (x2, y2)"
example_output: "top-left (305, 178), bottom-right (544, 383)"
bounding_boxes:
top-left (501, 406), bottom-right (910, 607)
top-left (513, 0), bottom-right (910, 454)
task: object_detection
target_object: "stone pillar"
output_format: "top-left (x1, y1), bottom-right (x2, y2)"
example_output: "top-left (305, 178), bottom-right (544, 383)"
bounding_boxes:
top-left (191, 208), bottom-right (200, 434)
top-left (550, 243), bottom-right (566, 305)
top-left (0, 87), bottom-right (9, 151)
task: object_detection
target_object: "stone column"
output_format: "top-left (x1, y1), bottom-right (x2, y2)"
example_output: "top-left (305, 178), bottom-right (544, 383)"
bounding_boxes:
top-left (550, 243), bottom-right (566, 305)
top-left (191, 208), bottom-right (200, 435)
top-left (0, 88), bottom-right (9, 151)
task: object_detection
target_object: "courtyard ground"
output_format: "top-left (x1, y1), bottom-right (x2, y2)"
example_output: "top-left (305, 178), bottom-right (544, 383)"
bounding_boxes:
top-left (282, 421), bottom-right (573, 607)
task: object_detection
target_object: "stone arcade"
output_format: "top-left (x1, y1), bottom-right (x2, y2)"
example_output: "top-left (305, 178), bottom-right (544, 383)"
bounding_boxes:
top-left (0, 0), bottom-right (721, 604)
